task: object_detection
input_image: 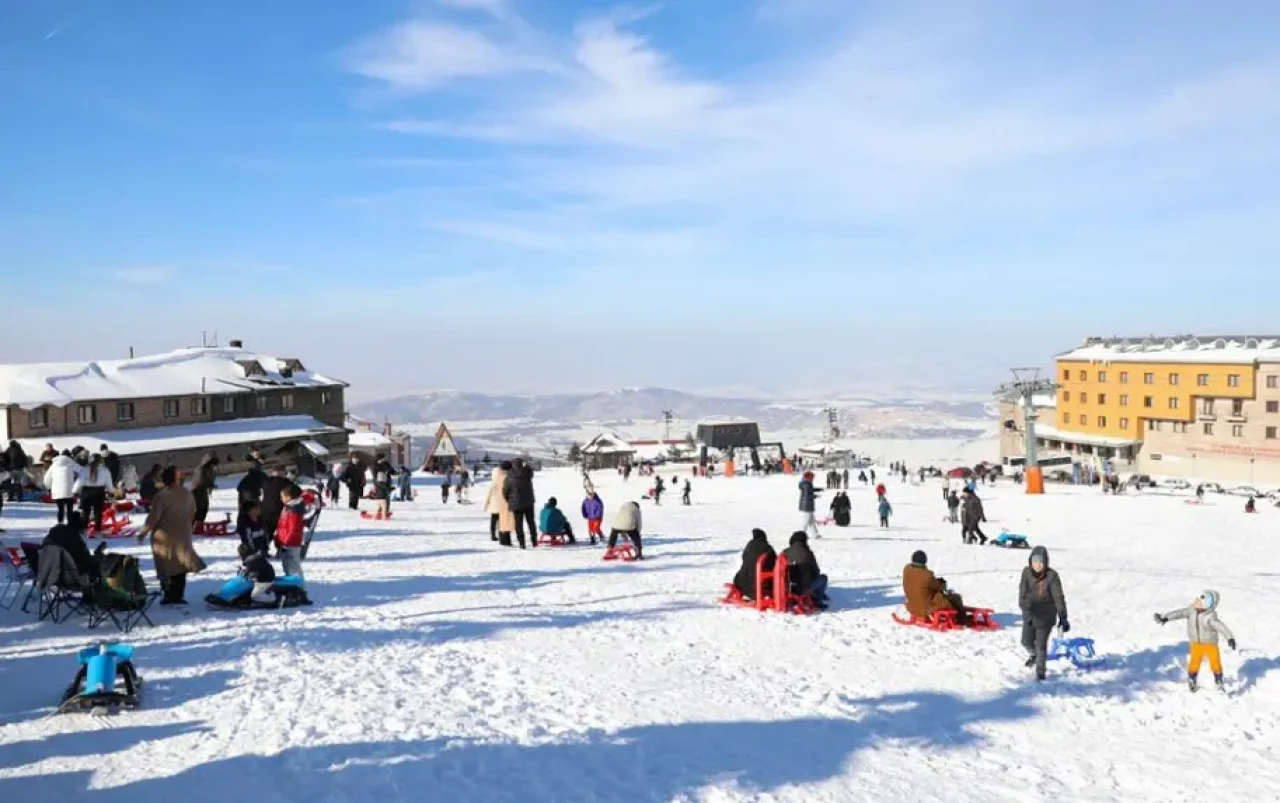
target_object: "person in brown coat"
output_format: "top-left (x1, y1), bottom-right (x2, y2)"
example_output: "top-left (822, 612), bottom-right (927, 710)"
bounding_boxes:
top-left (484, 461), bottom-right (516, 547)
top-left (137, 466), bottom-right (207, 605)
top-left (902, 550), bottom-right (967, 624)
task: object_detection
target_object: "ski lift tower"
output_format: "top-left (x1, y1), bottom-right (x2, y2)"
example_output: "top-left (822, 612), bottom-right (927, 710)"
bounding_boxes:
top-left (822, 406), bottom-right (840, 444)
top-left (662, 410), bottom-right (675, 443)
top-left (996, 368), bottom-right (1058, 495)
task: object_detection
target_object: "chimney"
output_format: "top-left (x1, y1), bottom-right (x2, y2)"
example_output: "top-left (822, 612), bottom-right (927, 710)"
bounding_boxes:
top-left (229, 339), bottom-right (243, 349)
top-left (383, 421), bottom-right (393, 437)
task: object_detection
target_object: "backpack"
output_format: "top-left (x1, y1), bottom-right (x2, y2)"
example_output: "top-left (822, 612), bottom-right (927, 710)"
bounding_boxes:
top-left (101, 553), bottom-right (147, 599)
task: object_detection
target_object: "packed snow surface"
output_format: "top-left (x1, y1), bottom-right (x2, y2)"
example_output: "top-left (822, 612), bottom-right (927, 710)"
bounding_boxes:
top-left (2, 467), bottom-right (1279, 802)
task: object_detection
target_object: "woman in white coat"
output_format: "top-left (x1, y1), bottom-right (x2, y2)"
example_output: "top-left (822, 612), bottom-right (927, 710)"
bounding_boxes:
top-left (44, 451), bottom-right (81, 525)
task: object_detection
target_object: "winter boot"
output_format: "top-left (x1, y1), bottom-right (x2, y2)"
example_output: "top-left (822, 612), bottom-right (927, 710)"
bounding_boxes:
top-left (1024, 656), bottom-right (1037, 668)
top-left (1214, 674), bottom-right (1226, 692)
top-left (498, 532), bottom-right (512, 547)
top-left (1036, 668), bottom-right (1046, 682)
top-left (1188, 674), bottom-right (1199, 693)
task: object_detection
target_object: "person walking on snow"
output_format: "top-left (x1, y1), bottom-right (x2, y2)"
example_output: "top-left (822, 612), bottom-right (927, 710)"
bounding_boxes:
top-left (486, 461), bottom-right (515, 546)
top-left (653, 475), bottom-right (665, 505)
top-left (581, 491), bottom-right (605, 545)
top-left (681, 479), bottom-right (692, 506)
top-left (1019, 546), bottom-right (1068, 682)
top-left (342, 456), bottom-right (366, 510)
top-left (878, 496), bottom-right (893, 528)
top-left (503, 458), bottom-right (538, 548)
top-left (441, 471), bottom-right (452, 503)
top-left (798, 471), bottom-right (822, 539)
top-left (192, 454), bottom-right (218, 525)
top-left (946, 490), bottom-right (960, 524)
top-left (961, 488), bottom-right (987, 545)
top-left (1155, 591), bottom-right (1237, 693)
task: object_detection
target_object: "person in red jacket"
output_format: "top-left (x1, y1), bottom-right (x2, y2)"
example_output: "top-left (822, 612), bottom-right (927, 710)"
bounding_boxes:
top-left (275, 483), bottom-right (307, 581)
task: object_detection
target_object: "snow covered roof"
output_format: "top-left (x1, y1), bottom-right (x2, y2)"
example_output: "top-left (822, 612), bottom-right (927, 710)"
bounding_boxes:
top-left (581, 432), bottom-right (636, 454)
top-left (1058, 336), bottom-right (1280, 365)
top-left (797, 442), bottom-right (852, 455)
top-left (14, 414), bottom-right (344, 458)
top-left (0, 347), bottom-right (346, 409)
top-left (1032, 423), bottom-right (1139, 448)
top-left (349, 431), bottom-right (393, 449)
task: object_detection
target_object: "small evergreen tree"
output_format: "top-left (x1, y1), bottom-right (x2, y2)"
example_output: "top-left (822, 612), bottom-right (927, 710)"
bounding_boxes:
top-left (567, 442), bottom-right (583, 463)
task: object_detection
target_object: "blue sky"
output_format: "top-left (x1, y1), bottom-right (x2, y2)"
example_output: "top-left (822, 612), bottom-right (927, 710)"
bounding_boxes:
top-left (3, 0), bottom-right (1279, 399)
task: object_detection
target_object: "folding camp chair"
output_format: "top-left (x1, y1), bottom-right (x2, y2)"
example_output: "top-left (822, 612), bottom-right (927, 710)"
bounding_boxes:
top-left (0, 547), bottom-right (35, 611)
top-left (85, 583), bottom-right (162, 634)
top-left (18, 542), bottom-right (42, 613)
top-left (35, 545), bottom-right (91, 624)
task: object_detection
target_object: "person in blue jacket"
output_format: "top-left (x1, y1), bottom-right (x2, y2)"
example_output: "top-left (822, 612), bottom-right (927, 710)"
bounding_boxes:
top-left (538, 497), bottom-right (576, 544)
top-left (878, 496), bottom-right (893, 528)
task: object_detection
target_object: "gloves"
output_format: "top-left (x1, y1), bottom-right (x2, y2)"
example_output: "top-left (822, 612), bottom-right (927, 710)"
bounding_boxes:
top-left (1058, 617), bottom-right (1070, 633)
top-left (1154, 614), bottom-right (1167, 625)
top-left (1228, 639), bottom-right (1237, 650)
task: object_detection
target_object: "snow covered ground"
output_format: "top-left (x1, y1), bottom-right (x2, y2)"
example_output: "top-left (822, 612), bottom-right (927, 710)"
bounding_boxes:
top-left (3, 467), bottom-right (1279, 802)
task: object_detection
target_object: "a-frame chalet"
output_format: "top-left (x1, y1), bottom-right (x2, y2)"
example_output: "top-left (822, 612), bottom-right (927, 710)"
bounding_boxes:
top-left (420, 423), bottom-right (465, 473)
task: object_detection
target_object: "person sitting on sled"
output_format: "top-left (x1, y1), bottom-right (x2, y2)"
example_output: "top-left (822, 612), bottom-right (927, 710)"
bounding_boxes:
top-left (1245, 496), bottom-right (1256, 514)
top-left (538, 497), bottom-right (576, 544)
top-left (237, 541), bottom-right (277, 605)
top-left (1019, 546), bottom-right (1068, 682)
top-left (782, 531), bottom-right (828, 610)
top-left (581, 491), bottom-right (604, 545)
top-left (608, 500), bottom-right (644, 559)
top-left (902, 550), bottom-right (968, 626)
top-left (1155, 590), bottom-right (1237, 693)
top-left (275, 483), bottom-right (307, 581)
top-left (732, 528), bottom-right (776, 600)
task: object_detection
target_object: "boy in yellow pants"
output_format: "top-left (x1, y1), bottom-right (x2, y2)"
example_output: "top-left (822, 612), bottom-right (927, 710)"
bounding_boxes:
top-left (1155, 590), bottom-right (1237, 693)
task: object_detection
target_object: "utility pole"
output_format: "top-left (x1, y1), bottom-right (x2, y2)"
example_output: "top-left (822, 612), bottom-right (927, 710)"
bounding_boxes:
top-left (662, 410), bottom-right (675, 443)
top-left (995, 368), bottom-right (1059, 495)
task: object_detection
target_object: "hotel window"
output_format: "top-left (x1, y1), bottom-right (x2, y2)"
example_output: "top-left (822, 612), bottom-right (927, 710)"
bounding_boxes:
top-left (1120, 417), bottom-right (1129, 430)
top-left (1169, 373), bottom-right (1180, 386)
top-left (1197, 374), bottom-right (1210, 386)
top-left (1268, 376), bottom-right (1279, 389)
top-left (223, 397), bottom-right (237, 414)
top-left (116, 402), bottom-right (135, 422)
top-left (1232, 424), bottom-right (1244, 437)
top-left (281, 393), bottom-right (295, 410)
top-left (1119, 394), bottom-right (1129, 406)
top-left (77, 404), bottom-right (96, 425)
top-left (1081, 394), bottom-right (1087, 405)
top-left (1097, 393), bottom-right (1107, 404)
top-left (1119, 371), bottom-right (1129, 384)
top-left (1268, 401), bottom-right (1279, 414)
top-left (1201, 399), bottom-right (1215, 416)
top-left (1174, 422), bottom-right (1187, 433)
top-left (1203, 423), bottom-right (1214, 436)
top-left (1063, 412), bottom-right (1070, 425)
top-left (1228, 374), bottom-right (1240, 388)
top-left (163, 399), bottom-right (180, 419)
top-left (1079, 414), bottom-right (1086, 425)
top-left (1144, 396), bottom-right (1154, 408)
top-left (1079, 370), bottom-right (1087, 381)
top-left (1063, 391), bottom-right (1071, 402)
top-left (1063, 369), bottom-right (1070, 381)
top-left (190, 398), bottom-right (208, 416)
top-left (1097, 416), bottom-right (1107, 428)
top-left (1098, 371), bottom-right (1108, 383)
top-left (28, 407), bottom-right (48, 428)
top-left (1144, 373), bottom-right (1155, 384)
top-left (1148, 420), bottom-right (1164, 432)
top-left (1232, 399), bottom-right (1245, 417)
top-left (1169, 397), bottom-right (1180, 410)
top-left (255, 395), bottom-right (268, 413)
top-left (1267, 427), bottom-right (1277, 440)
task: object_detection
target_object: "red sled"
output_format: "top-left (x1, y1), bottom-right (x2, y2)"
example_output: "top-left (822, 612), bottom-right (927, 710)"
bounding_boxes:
top-left (891, 607), bottom-right (999, 632)
top-left (86, 508), bottom-right (137, 539)
top-left (194, 514), bottom-right (232, 536)
top-left (360, 510), bottom-right (393, 520)
top-left (113, 500), bottom-right (136, 513)
top-left (603, 543), bottom-right (637, 562)
top-left (720, 554), bottom-right (818, 615)
top-left (537, 532), bottom-right (572, 547)
top-left (720, 553), bottom-right (775, 611)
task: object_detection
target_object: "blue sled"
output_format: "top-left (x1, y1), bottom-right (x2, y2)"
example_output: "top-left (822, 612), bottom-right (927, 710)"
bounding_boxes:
top-left (205, 575), bottom-right (311, 610)
top-left (1048, 637), bottom-right (1105, 669)
top-left (60, 642), bottom-right (142, 713)
top-left (991, 532), bottom-right (1030, 549)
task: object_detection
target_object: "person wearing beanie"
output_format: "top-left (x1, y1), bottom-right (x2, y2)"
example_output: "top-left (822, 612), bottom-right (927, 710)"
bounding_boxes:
top-left (538, 496), bottom-right (575, 544)
top-left (798, 471), bottom-right (822, 539)
top-left (781, 531), bottom-right (828, 609)
top-left (1019, 546), bottom-right (1068, 681)
top-left (902, 550), bottom-right (967, 625)
top-left (732, 528), bottom-right (777, 600)
top-left (1155, 590), bottom-right (1237, 693)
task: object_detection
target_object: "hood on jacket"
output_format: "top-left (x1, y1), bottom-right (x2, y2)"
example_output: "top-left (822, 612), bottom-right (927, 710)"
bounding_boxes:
top-left (789, 530), bottom-right (808, 547)
top-left (751, 528), bottom-right (769, 542)
top-left (1198, 589), bottom-right (1220, 611)
top-left (1029, 545), bottom-right (1050, 570)
top-left (911, 550), bottom-right (927, 566)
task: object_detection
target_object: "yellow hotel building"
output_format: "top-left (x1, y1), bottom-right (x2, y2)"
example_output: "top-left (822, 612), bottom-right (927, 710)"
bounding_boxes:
top-left (1032, 336), bottom-right (1280, 485)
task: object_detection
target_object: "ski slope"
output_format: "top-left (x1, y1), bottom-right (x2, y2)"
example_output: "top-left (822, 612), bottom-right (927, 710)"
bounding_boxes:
top-left (2, 468), bottom-right (1279, 802)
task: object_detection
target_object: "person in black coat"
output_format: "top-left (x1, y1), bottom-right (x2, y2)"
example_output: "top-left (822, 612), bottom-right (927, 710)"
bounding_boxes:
top-left (341, 456), bottom-right (366, 510)
top-left (42, 511), bottom-right (99, 582)
top-left (139, 464), bottom-right (162, 506)
top-left (192, 454), bottom-right (219, 524)
top-left (732, 528), bottom-right (776, 599)
top-left (3, 440), bottom-right (27, 501)
top-left (502, 458), bottom-right (538, 548)
top-left (99, 444), bottom-right (122, 489)
top-left (829, 491), bottom-right (852, 527)
top-left (781, 531), bottom-right (828, 608)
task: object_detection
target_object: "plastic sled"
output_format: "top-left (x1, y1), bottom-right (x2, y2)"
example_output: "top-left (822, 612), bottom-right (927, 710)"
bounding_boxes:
top-left (112, 500), bottom-right (136, 513)
top-left (990, 532), bottom-right (1030, 549)
top-left (720, 553), bottom-right (774, 611)
top-left (537, 532), bottom-right (572, 547)
top-left (204, 575), bottom-right (313, 610)
top-left (86, 508), bottom-right (137, 539)
top-left (771, 555), bottom-right (820, 615)
top-left (193, 514), bottom-right (232, 537)
top-left (892, 607), bottom-right (999, 632)
top-left (359, 509), bottom-right (393, 520)
top-left (603, 543), bottom-right (638, 562)
top-left (1185, 498), bottom-right (1204, 506)
top-left (58, 642), bottom-right (142, 714)
top-left (1048, 636), bottom-right (1105, 669)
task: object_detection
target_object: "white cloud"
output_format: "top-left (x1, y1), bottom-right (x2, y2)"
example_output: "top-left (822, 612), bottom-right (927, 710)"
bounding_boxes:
top-left (342, 20), bottom-right (554, 90)
top-left (113, 266), bottom-right (174, 285)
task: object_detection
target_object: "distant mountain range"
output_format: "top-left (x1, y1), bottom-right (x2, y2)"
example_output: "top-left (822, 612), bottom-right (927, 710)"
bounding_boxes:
top-left (350, 387), bottom-right (992, 431)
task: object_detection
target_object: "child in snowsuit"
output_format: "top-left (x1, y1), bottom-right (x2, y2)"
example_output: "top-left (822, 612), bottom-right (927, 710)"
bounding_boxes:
top-left (1019, 546), bottom-right (1068, 682)
top-left (237, 500), bottom-right (269, 555)
top-left (581, 492), bottom-right (604, 544)
top-left (878, 497), bottom-right (892, 528)
top-left (237, 541), bottom-right (277, 605)
top-left (1155, 591), bottom-right (1237, 693)
top-left (275, 483), bottom-right (307, 581)
top-left (946, 490), bottom-right (960, 523)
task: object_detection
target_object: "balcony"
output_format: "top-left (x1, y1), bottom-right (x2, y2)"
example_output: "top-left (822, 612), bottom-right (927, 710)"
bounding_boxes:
top-left (1198, 412), bottom-right (1217, 421)
top-left (1227, 411), bottom-right (1248, 422)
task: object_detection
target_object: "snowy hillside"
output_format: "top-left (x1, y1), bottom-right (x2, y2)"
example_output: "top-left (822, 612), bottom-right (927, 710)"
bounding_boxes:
top-left (3, 467), bottom-right (1278, 801)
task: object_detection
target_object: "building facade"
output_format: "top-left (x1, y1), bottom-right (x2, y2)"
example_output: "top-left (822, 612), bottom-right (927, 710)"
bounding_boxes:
top-left (0, 343), bottom-right (349, 477)
top-left (1035, 336), bottom-right (1280, 484)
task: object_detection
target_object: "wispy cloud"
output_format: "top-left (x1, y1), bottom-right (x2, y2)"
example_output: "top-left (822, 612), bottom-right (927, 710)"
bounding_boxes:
top-left (114, 266), bottom-right (174, 285)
